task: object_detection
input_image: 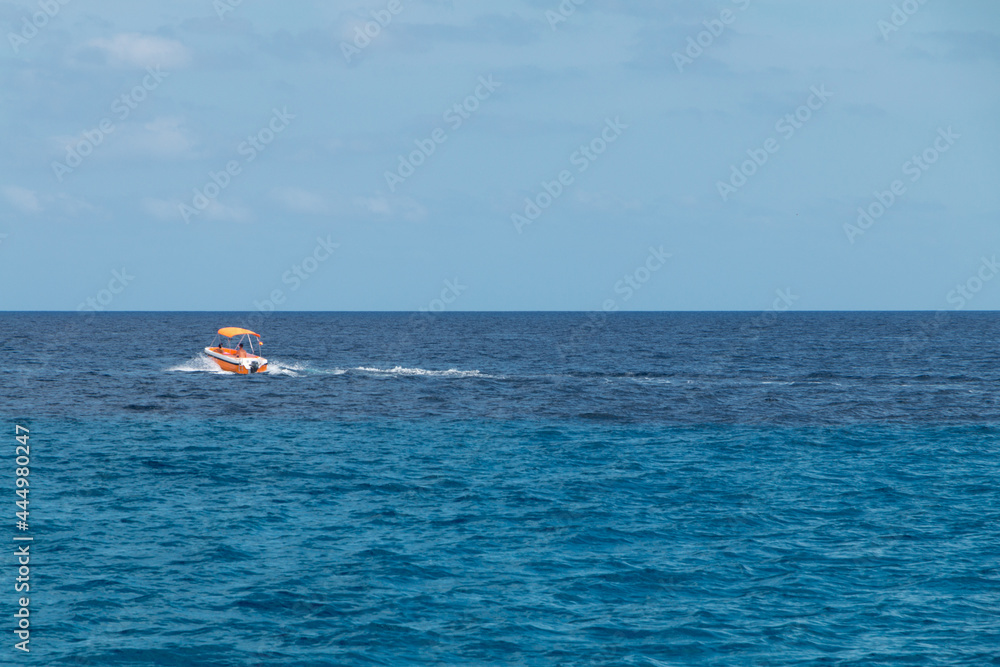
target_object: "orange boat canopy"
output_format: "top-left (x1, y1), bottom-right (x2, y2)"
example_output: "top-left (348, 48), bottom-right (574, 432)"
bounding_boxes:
top-left (217, 327), bottom-right (261, 338)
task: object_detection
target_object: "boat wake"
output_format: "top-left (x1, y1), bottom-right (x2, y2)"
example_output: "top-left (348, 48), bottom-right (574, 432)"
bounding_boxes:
top-left (354, 366), bottom-right (493, 378)
top-left (266, 364), bottom-right (491, 378)
top-left (263, 360), bottom-right (346, 377)
top-left (165, 357), bottom-right (491, 379)
top-left (166, 355), bottom-right (229, 374)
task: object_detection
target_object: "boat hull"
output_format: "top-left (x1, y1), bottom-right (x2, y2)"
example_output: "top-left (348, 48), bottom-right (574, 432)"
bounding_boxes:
top-left (204, 347), bottom-right (268, 374)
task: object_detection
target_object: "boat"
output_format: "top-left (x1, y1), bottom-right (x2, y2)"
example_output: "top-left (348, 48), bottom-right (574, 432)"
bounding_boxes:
top-left (204, 327), bottom-right (268, 374)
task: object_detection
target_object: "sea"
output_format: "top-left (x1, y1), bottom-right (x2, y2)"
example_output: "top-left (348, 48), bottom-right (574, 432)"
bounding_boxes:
top-left (1, 312), bottom-right (998, 666)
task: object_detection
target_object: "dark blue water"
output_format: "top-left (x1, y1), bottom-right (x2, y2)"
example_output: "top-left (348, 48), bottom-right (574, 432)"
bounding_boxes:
top-left (2, 312), bottom-right (999, 665)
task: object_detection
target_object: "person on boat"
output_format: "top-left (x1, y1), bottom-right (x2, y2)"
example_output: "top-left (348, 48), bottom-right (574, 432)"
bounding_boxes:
top-left (237, 343), bottom-right (247, 358)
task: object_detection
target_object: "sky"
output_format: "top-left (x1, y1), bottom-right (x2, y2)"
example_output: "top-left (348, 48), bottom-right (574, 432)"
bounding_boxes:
top-left (0, 0), bottom-right (998, 311)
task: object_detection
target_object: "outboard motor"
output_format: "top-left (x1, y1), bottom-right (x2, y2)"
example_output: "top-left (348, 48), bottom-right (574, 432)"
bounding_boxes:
top-left (250, 361), bottom-right (260, 374)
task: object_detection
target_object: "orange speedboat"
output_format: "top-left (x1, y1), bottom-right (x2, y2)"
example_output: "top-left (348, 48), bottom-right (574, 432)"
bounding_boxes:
top-left (204, 327), bottom-right (268, 374)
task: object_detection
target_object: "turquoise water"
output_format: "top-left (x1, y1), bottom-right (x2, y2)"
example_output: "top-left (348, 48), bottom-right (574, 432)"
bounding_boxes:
top-left (3, 313), bottom-right (1000, 665)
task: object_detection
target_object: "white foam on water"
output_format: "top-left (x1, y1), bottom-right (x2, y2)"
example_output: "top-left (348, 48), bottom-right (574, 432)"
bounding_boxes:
top-left (264, 360), bottom-right (346, 377)
top-left (633, 377), bottom-right (672, 385)
top-left (354, 366), bottom-right (492, 379)
top-left (167, 356), bottom-right (485, 379)
top-left (166, 355), bottom-right (228, 374)
top-left (265, 360), bottom-right (347, 377)
top-left (264, 362), bottom-right (300, 377)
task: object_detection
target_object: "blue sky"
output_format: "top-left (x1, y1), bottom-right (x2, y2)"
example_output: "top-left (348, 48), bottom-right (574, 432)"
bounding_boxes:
top-left (1, 0), bottom-right (998, 311)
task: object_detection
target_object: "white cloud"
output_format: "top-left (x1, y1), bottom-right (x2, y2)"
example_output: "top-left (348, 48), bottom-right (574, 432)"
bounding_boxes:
top-left (356, 195), bottom-right (391, 216)
top-left (573, 189), bottom-right (643, 213)
top-left (272, 187), bottom-right (331, 215)
top-left (202, 200), bottom-right (252, 223)
top-left (142, 198), bottom-right (179, 220)
top-left (54, 192), bottom-right (96, 217)
top-left (2, 186), bottom-right (42, 214)
top-left (129, 117), bottom-right (199, 159)
top-left (51, 117), bottom-right (199, 163)
top-left (354, 194), bottom-right (427, 222)
top-left (2, 187), bottom-right (96, 218)
top-left (142, 197), bottom-right (251, 223)
top-left (88, 33), bottom-right (191, 69)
